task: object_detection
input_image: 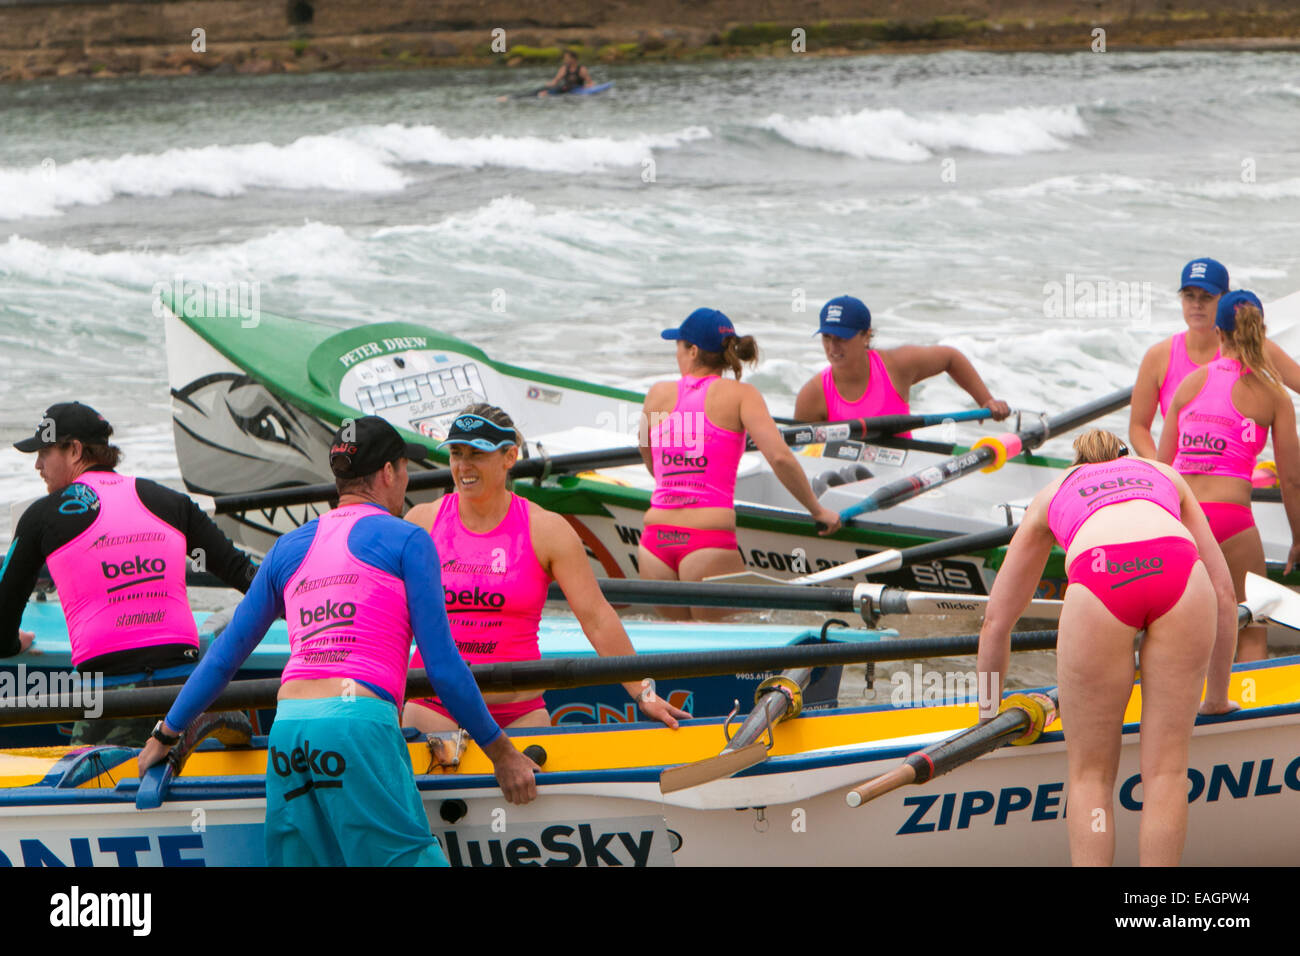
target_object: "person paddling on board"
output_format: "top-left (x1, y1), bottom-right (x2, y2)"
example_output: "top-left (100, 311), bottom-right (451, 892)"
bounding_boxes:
top-left (977, 429), bottom-right (1240, 866)
top-left (1, 402), bottom-right (258, 748)
top-left (793, 296), bottom-right (1011, 432)
top-left (639, 309), bottom-right (843, 620)
top-left (139, 417), bottom-right (539, 866)
top-left (1158, 291), bottom-right (1300, 662)
top-left (401, 404), bottom-right (689, 734)
top-left (538, 49), bottom-right (590, 96)
top-left (1129, 257), bottom-right (1300, 459)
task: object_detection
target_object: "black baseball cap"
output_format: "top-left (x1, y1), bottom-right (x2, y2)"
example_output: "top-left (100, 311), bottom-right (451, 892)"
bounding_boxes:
top-left (329, 416), bottom-right (429, 479)
top-left (14, 402), bottom-right (113, 453)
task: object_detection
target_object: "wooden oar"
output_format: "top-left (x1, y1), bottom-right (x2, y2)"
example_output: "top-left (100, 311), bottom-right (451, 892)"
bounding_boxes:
top-left (845, 689), bottom-right (1059, 807)
top-left (0, 630), bottom-right (1062, 726)
top-left (211, 410), bottom-right (996, 515)
top-left (560, 577), bottom-right (1064, 621)
top-left (838, 387), bottom-right (1133, 522)
top-left (660, 668), bottom-right (810, 793)
top-left (708, 523), bottom-right (1017, 586)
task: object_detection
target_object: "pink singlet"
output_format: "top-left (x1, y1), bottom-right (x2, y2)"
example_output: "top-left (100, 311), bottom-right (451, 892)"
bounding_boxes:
top-left (821, 353), bottom-right (911, 434)
top-left (642, 375), bottom-right (746, 571)
top-left (45, 471), bottom-right (198, 668)
top-left (1172, 358), bottom-right (1268, 481)
top-left (281, 504), bottom-right (415, 707)
top-left (1047, 460), bottom-right (1200, 630)
top-left (1158, 332), bottom-right (1219, 418)
top-left (408, 493), bottom-right (551, 723)
top-left (1172, 357), bottom-right (1267, 543)
top-left (648, 375), bottom-right (746, 510)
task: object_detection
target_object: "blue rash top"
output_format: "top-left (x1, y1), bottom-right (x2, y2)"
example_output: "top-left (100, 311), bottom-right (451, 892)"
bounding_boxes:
top-left (166, 505), bottom-right (502, 748)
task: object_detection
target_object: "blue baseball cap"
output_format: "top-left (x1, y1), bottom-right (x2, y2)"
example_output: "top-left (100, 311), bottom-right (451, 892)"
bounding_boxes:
top-left (1215, 290), bottom-right (1263, 332)
top-left (661, 308), bottom-right (737, 353)
top-left (1180, 258), bottom-right (1229, 296)
top-left (815, 296), bottom-right (871, 339)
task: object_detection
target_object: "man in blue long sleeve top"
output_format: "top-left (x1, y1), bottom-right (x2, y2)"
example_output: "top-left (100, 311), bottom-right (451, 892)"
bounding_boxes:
top-left (138, 416), bottom-right (538, 866)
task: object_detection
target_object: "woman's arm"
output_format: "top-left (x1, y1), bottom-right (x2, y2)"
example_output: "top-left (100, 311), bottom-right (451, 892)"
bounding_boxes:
top-left (792, 372), bottom-right (828, 423)
top-left (1270, 394), bottom-right (1300, 573)
top-left (976, 490), bottom-right (1057, 719)
top-left (1266, 340), bottom-right (1300, 395)
top-left (1129, 342), bottom-right (1167, 459)
top-left (1157, 465), bottom-right (1239, 711)
top-left (890, 346), bottom-right (1009, 419)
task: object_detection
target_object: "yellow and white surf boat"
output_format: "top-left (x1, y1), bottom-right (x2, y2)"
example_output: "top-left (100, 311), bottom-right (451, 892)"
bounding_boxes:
top-left (2, 657), bottom-right (1297, 867)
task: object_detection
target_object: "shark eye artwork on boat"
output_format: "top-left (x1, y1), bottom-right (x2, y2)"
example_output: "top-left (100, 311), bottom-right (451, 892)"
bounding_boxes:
top-left (227, 403), bottom-right (295, 449)
top-left (170, 373), bottom-right (336, 497)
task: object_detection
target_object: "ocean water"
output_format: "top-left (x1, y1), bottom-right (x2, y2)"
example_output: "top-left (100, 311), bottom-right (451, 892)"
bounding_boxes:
top-left (3, 50), bottom-right (1300, 543)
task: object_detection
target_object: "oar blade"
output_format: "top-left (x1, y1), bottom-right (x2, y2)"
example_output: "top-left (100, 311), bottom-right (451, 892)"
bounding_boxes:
top-left (659, 741), bottom-right (769, 794)
top-left (1244, 572), bottom-right (1300, 631)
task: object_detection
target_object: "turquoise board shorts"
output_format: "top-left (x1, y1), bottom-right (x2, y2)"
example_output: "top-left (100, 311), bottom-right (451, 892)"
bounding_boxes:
top-left (264, 696), bottom-right (448, 867)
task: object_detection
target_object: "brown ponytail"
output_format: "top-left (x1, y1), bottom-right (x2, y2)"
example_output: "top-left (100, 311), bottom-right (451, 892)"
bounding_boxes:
top-left (1222, 305), bottom-right (1282, 392)
top-left (1071, 429), bottom-right (1126, 465)
top-left (695, 335), bottom-right (759, 380)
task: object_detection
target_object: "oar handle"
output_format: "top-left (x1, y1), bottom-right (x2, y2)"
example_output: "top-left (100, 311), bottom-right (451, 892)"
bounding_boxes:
top-left (845, 763), bottom-right (917, 807)
top-left (845, 690), bottom-right (1058, 808)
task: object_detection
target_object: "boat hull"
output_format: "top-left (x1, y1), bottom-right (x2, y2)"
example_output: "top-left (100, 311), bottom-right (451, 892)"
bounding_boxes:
top-left (4, 658), bottom-right (1297, 866)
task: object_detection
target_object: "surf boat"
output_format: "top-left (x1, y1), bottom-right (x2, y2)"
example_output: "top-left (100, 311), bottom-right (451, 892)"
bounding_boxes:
top-left (7, 600), bottom-right (884, 748)
top-left (2, 654), bottom-right (1296, 867)
top-left (161, 296), bottom-right (1297, 595)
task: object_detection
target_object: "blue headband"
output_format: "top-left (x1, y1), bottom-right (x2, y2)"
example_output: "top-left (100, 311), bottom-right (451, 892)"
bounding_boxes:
top-left (438, 414), bottom-right (517, 452)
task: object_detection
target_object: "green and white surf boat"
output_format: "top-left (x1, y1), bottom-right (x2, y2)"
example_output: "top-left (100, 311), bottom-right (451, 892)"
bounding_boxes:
top-left (161, 294), bottom-right (1297, 594)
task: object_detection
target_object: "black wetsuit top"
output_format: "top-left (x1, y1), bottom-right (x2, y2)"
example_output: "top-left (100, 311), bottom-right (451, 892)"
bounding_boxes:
top-left (0, 468), bottom-right (258, 674)
top-left (556, 62), bottom-right (585, 93)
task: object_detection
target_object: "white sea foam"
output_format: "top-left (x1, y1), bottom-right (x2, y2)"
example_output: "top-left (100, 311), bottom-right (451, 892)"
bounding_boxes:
top-left (0, 125), bottom-right (711, 220)
top-left (349, 123), bottom-right (711, 173)
top-left (758, 105), bottom-right (1088, 162)
top-left (0, 222), bottom-right (373, 287)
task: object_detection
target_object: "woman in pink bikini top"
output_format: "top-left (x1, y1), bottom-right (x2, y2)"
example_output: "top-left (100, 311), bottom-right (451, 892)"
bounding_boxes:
top-left (402, 404), bottom-right (689, 734)
top-left (1129, 257), bottom-right (1300, 459)
top-left (638, 308), bottom-right (842, 620)
top-left (977, 428), bottom-right (1239, 866)
top-left (1158, 290), bottom-right (1300, 662)
top-left (793, 295), bottom-right (1010, 428)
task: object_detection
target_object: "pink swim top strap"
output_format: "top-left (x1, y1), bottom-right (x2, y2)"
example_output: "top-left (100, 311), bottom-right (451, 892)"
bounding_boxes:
top-left (1158, 332), bottom-right (1219, 418)
top-left (281, 504), bottom-right (413, 706)
top-left (412, 492), bottom-right (552, 668)
top-left (648, 375), bottom-right (746, 510)
top-left (1047, 459), bottom-right (1182, 549)
top-left (1172, 358), bottom-right (1267, 481)
top-left (44, 471), bottom-right (198, 667)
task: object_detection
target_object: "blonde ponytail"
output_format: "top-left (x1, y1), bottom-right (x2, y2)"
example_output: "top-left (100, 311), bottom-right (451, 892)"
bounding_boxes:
top-left (1223, 305), bottom-right (1282, 392)
top-left (1071, 429), bottom-right (1126, 465)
